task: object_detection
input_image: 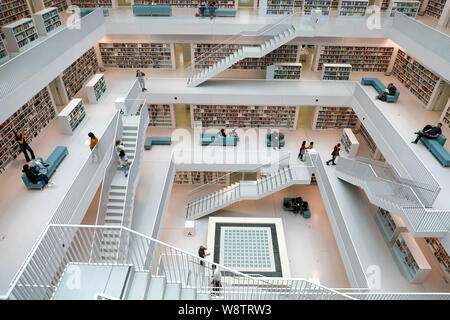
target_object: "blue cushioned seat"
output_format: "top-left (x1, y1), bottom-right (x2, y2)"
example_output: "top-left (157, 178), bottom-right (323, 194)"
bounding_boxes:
top-left (80, 8), bottom-right (109, 17)
top-left (132, 4), bottom-right (172, 16)
top-left (198, 8), bottom-right (236, 16)
top-left (418, 131), bottom-right (450, 167)
top-left (200, 133), bottom-right (237, 146)
top-left (266, 133), bottom-right (285, 147)
top-left (361, 77), bottom-right (400, 102)
top-left (22, 146), bottom-right (68, 190)
top-left (144, 137), bottom-right (172, 150)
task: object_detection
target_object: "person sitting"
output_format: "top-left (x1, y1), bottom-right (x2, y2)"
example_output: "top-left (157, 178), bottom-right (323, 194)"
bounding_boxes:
top-left (286, 200), bottom-right (301, 213)
top-left (219, 128), bottom-right (226, 137)
top-left (412, 123), bottom-right (442, 144)
top-left (22, 164), bottom-right (54, 186)
top-left (376, 83), bottom-right (397, 101)
top-left (199, 1), bottom-right (207, 16)
top-left (208, 1), bottom-right (216, 19)
top-left (31, 159), bottom-right (49, 176)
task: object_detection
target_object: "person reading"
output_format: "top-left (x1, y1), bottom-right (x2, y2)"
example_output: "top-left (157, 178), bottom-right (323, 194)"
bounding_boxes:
top-left (412, 123), bottom-right (442, 144)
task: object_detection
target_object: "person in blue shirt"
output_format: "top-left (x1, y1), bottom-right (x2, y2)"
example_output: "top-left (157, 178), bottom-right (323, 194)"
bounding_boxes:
top-left (412, 123), bottom-right (442, 144)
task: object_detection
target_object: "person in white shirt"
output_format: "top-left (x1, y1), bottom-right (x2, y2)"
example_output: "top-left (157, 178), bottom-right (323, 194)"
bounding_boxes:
top-left (211, 264), bottom-right (221, 296)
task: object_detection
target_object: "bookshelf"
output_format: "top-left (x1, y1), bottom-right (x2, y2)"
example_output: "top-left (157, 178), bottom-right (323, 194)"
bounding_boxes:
top-left (58, 98), bottom-right (87, 135)
top-left (392, 49), bottom-right (440, 107)
top-left (0, 36), bottom-right (9, 64)
top-left (294, 0), bottom-right (303, 10)
top-left (317, 46), bottom-right (394, 72)
top-left (85, 74), bottom-right (107, 104)
top-left (0, 0), bottom-right (31, 39)
top-left (303, 0), bottom-right (332, 15)
top-left (340, 128), bottom-right (359, 157)
top-left (137, 104), bottom-right (176, 128)
top-left (99, 42), bottom-right (175, 69)
top-left (191, 105), bottom-right (299, 129)
top-left (392, 232), bottom-right (431, 283)
top-left (32, 7), bottom-right (61, 37)
top-left (193, 43), bottom-right (299, 70)
top-left (381, 0), bottom-right (391, 10)
top-left (440, 100), bottom-right (449, 128)
top-left (263, 0), bottom-right (295, 14)
top-left (2, 18), bottom-right (38, 52)
top-left (61, 47), bottom-right (99, 100)
top-left (425, 237), bottom-right (450, 283)
top-left (311, 106), bottom-right (358, 130)
top-left (425, 0), bottom-right (446, 19)
top-left (0, 87), bottom-right (56, 174)
top-left (388, 0), bottom-right (420, 17)
top-left (338, 0), bottom-right (368, 16)
top-left (321, 63), bottom-right (352, 80)
top-left (374, 208), bottom-right (407, 246)
top-left (70, 0), bottom-right (113, 8)
top-left (43, 0), bottom-right (69, 12)
top-left (266, 63), bottom-right (302, 80)
top-left (358, 122), bottom-right (377, 156)
top-left (174, 171), bottom-right (230, 185)
top-left (134, 0), bottom-right (236, 8)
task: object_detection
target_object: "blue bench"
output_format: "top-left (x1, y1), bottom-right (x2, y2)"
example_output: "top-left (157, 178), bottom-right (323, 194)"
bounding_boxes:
top-left (201, 133), bottom-right (237, 146)
top-left (283, 198), bottom-right (311, 218)
top-left (361, 77), bottom-right (400, 102)
top-left (144, 137), bottom-right (172, 150)
top-left (266, 133), bottom-right (285, 147)
top-left (132, 4), bottom-right (172, 16)
top-left (22, 146), bottom-right (68, 190)
top-left (197, 8), bottom-right (237, 16)
top-left (80, 8), bottom-right (109, 17)
top-left (418, 131), bottom-right (450, 167)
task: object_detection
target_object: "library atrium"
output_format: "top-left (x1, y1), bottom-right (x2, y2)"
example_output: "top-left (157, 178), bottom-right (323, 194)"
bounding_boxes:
top-left (0, 0), bottom-right (449, 301)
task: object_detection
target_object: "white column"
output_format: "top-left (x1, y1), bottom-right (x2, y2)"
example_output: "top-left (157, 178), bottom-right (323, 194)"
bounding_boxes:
top-left (438, 0), bottom-right (450, 27)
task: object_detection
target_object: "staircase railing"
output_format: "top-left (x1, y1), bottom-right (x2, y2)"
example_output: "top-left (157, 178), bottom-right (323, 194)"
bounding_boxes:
top-left (336, 157), bottom-right (450, 234)
top-left (5, 224), bottom-right (354, 300)
top-left (185, 12), bottom-right (297, 82)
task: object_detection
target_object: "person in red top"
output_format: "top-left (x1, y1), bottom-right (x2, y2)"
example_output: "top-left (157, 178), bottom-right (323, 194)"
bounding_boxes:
top-left (298, 140), bottom-right (306, 161)
top-left (326, 143), bottom-right (341, 166)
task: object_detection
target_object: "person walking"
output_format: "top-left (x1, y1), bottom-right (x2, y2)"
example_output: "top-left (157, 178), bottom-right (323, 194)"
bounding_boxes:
top-left (115, 140), bottom-right (125, 156)
top-left (119, 150), bottom-right (131, 178)
top-left (208, 1), bottom-right (216, 19)
top-left (306, 141), bottom-right (314, 150)
top-left (15, 130), bottom-right (35, 162)
top-left (136, 69), bottom-right (147, 92)
top-left (211, 264), bottom-right (221, 296)
top-left (298, 140), bottom-right (306, 161)
top-left (198, 246), bottom-right (210, 266)
top-left (412, 123), bottom-right (442, 144)
top-left (22, 164), bottom-right (54, 186)
top-left (88, 132), bottom-right (99, 162)
top-left (199, 1), bottom-right (206, 16)
top-left (326, 143), bottom-right (341, 166)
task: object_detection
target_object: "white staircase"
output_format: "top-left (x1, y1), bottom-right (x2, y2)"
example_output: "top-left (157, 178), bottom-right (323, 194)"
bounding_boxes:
top-left (187, 25), bottom-right (297, 87)
top-left (335, 157), bottom-right (450, 236)
top-left (185, 165), bottom-right (312, 220)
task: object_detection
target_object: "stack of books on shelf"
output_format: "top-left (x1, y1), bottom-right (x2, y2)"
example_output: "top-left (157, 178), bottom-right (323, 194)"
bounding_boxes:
top-left (193, 44), bottom-right (299, 70)
top-left (388, 0), bottom-right (420, 17)
top-left (425, 237), bottom-right (450, 282)
top-left (134, 0), bottom-right (236, 8)
top-left (358, 123), bottom-right (377, 155)
top-left (266, 63), bottom-right (302, 80)
top-left (425, 0), bottom-right (446, 19)
top-left (338, 0), bottom-right (368, 16)
top-left (43, 0), bottom-right (68, 12)
top-left (381, 0), bottom-right (391, 10)
top-left (85, 74), bottom-right (107, 103)
top-left (294, 0), bottom-right (303, 10)
top-left (340, 128), bottom-right (359, 157)
top-left (174, 171), bottom-right (229, 184)
top-left (70, 0), bottom-right (113, 8)
top-left (374, 208), bottom-right (407, 245)
top-left (0, 37), bottom-right (9, 64)
top-left (441, 104), bottom-right (449, 128)
top-left (62, 47), bottom-right (99, 100)
top-left (33, 7), bottom-right (62, 36)
top-left (192, 105), bottom-right (298, 129)
top-left (3, 18), bottom-right (38, 51)
top-left (311, 106), bottom-right (358, 130)
top-left (321, 63), bottom-right (352, 80)
top-left (318, 46), bottom-right (394, 72)
top-left (392, 49), bottom-right (440, 107)
top-left (266, 0), bottom-right (295, 14)
top-left (147, 104), bottom-right (175, 128)
top-left (0, 0), bottom-right (31, 38)
top-left (0, 87), bottom-right (56, 173)
top-left (58, 99), bottom-right (87, 135)
top-left (99, 43), bottom-right (173, 69)
top-left (303, 0), bottom-right (332, 15)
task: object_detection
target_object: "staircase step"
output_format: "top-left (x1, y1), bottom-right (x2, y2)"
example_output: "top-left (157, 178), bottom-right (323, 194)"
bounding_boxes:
top-left (163, 283), bottom-right (181, 300)
top-left (107, 202), bottom-right (124, 209)
top-left (106, 208), bottom-right (124, 215)
top-left (145, 277), bottom-right (166, 300)
top-left (180, 288), bottom-right (197, 300)
top-left (109, 195), bottom-right (126, 202)
top-left (111, 185), bottom-right (126, 190)
top-left (126, 272), bottom-right (150, 300)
